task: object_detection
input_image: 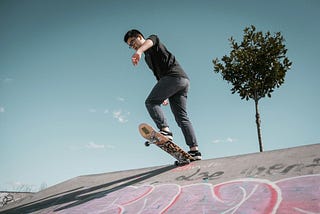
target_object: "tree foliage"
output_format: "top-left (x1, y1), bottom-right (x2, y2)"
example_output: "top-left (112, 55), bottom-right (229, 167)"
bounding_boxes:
top-left (213, 25), bottom-right (292, 152)
top-left (213, 25), bottom-right (292, 102)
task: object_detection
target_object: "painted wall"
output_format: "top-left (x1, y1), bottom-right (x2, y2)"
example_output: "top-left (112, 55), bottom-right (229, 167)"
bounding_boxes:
top-left (51, 174), bottom-right (319, 214)
top-left (2, 144), bottom-right (320, 213)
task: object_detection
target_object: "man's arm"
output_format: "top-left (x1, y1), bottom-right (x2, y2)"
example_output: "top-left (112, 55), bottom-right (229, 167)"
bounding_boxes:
top-left (132, 39), bottom-right (154, 66)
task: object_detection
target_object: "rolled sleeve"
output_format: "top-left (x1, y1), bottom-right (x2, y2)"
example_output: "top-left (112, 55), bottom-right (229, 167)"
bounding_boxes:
top-left (146, 35), bottom-right (159, 46)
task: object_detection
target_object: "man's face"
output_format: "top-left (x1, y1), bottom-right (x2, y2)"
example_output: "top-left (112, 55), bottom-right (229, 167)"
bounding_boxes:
top-left (127, 35), bottom-right (143, 50)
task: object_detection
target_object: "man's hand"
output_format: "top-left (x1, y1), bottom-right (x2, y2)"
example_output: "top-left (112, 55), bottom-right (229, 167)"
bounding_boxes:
top-left (131, 52), bottom-right (141, 66)
top-left (162, 99), bottom-right (169, 106)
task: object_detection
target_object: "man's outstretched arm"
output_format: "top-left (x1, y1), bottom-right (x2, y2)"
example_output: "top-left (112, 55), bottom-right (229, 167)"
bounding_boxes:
top-left (131, 39), bottom-right (154, 66)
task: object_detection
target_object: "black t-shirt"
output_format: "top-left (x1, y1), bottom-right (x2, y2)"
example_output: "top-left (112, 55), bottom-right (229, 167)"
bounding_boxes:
top-left (144, 35), bottom-right (189, 81)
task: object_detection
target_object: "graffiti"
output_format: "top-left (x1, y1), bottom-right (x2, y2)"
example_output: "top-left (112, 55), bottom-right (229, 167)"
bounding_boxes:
top-left (0, 193), bottom-right (14, 207)
top-left (241, 158), bottom-right (320, 177)
top-left (175, 168), bottom-right (224, 181)
top-left (172, 158), bottom-right (320, 183)
top-left (173, 158), bottom-right (320, 181)
top-left (52, 174), bottom-right (320, 214)
top-left (171, 162), bottom-right (217, 172)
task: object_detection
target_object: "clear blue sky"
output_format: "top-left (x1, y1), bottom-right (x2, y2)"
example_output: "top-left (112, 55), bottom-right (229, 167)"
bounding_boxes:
top-left (1, 0), bottom-right (319, 191)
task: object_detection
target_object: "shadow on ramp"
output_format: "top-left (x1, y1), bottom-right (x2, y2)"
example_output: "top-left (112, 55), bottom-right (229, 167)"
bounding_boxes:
top-left (3, 165), bottom-right (175, 214)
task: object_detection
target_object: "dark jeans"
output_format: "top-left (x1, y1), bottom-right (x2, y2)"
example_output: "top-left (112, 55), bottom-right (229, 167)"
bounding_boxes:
top-left (145, 76), bottom-right (198, 148)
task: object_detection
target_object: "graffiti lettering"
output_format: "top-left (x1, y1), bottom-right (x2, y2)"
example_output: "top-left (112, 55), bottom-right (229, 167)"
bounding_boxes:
top-left (175, 168), bottom-right (224, 181)
top-left (241, 157), bottom-right (320, 177)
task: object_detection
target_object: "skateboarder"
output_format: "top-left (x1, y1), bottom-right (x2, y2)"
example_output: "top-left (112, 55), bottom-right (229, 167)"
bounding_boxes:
top-left (124, 29), bottom-right (201, 160)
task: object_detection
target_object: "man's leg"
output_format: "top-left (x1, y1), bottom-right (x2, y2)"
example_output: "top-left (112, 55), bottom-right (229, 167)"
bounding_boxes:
top-left (170, 85), bottom-right (202, 160)
top-left (145, 76), bottom-right (186, 130)
top-left (146, 77), bottom-right (201, 159)
top-left (168, 78), bottom-right (198, 150)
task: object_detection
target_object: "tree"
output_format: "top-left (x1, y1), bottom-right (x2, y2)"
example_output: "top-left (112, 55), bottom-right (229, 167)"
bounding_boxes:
top-left (213, 25), bottom-right (292, 152)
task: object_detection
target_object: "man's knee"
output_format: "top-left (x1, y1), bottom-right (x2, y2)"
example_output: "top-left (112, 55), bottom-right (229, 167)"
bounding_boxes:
top-left (145, 98), bottom-right (162, 107)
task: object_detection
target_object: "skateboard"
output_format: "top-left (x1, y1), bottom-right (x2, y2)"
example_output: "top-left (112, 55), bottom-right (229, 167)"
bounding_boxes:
top-left (138, 123), bottom-right (195, 166)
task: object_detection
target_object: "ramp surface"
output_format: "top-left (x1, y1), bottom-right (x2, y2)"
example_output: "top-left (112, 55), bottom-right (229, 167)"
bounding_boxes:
top-left (1, 144), bottom-right (319, 213)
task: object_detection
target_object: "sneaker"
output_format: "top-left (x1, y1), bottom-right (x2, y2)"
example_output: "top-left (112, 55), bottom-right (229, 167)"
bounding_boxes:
top-left (188, 150), bottom-right (202, 161)
top-left (159, 130), bottom-right (173, 141)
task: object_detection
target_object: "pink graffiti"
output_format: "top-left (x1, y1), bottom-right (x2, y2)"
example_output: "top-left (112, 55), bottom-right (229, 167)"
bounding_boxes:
top-left (276, 175), bottom-right (320, 214)
top-left (54, 174), bottom-right (320, 214)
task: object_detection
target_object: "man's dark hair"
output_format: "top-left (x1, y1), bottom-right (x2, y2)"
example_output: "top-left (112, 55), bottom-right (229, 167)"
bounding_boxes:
top-left (124, 29), bottom-right (144, 43)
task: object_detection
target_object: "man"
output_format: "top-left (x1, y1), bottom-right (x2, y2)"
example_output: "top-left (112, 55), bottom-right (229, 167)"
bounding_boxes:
top-left (124, 29), bottom-right (201, 160)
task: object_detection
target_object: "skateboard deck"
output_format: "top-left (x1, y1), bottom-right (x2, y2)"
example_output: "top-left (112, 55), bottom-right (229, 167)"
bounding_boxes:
top-left (138, 123), bottom-right (195, 165)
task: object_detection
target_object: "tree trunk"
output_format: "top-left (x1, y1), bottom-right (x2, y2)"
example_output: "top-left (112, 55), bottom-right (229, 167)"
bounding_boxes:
top-left (255, 99), bottom-right (264, 152)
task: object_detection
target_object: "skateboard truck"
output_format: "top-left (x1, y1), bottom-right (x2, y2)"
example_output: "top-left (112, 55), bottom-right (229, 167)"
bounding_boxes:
top-left (174, 159), bottom-right (190, 166)
top-left (144, 130), bottom-right (160, 147)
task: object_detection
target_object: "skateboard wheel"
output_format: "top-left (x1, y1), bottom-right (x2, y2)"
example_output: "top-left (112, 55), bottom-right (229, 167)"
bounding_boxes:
top-left (174, 161), bottom-right (179, 166)
top-left (145, 141), bottom-right (151, 147)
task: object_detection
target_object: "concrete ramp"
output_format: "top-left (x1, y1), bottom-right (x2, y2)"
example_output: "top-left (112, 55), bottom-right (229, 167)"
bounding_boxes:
top-left (1, 144), bottom-right (320, 213)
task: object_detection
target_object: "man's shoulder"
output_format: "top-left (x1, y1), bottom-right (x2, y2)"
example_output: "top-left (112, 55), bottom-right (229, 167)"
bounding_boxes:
top-left (147, 34), bottom-right (159, 45)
